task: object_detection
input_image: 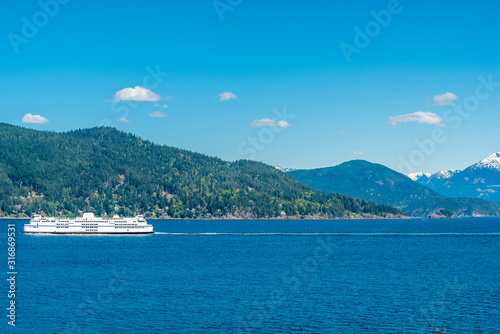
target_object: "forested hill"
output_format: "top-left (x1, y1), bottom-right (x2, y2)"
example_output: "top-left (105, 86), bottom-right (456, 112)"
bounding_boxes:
top-left (0, 123), bottom-right (403, 219)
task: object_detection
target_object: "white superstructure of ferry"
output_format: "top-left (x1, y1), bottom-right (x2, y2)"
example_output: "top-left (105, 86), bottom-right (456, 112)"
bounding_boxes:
top-left (23, 213), bottom-right (154, 234)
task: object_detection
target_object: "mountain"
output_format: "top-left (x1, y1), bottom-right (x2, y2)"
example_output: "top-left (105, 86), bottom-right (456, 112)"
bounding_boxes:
top-left (408, 172), bottom-right (431, 181)
top-left (275, 166), bottom-right (297, 173)
top-left (0, 123), bottom-right (403, 219)
top-left (288, 160), bottom-right (500, 217)
top-left (411, 153), bottom-right (500, 203)
top-left (409, 170), bottom-right (461, 182)
top-left (473, 152), bottom-right (500, 170)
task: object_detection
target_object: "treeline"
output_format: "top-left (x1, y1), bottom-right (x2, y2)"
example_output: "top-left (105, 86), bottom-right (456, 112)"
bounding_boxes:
top-left (0, 123), bottom-right (403, 219)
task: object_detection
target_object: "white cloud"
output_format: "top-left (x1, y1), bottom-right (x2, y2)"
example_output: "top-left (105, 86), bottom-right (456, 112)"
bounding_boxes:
top-left (22, 113), bottom-right (49, 124)
top-left (117, 118), bottom-right (131, 123)
top-left (164, 95), bottom-right (173, 101)
top-left (111, 86), bottom-right (160, 102)
top-left (219, 92), bottom-right (238, 102)
top-left (250, 118), bottom-right (291, 128)
top-left (353, 150), bottom-right (366, 155)
top-left (154, 104), bottom-right (168, 109)
top-left (149, 111), bottom-right (166, 118)
top-left (388, 111), bottom-right (445, 127)
top-left (429, 92), bottom-right (458, 106)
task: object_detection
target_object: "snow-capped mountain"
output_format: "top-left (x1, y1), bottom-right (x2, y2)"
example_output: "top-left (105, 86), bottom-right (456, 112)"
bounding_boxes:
top-left (433, 169), bottom-right (461, 180)
top-left (275, 166), bottom-right (297, 173)
top-left (410, 170), bottom-right (460, 182)
top-left (470, 152), bottom-right (500, 171)
top-left (408, 172), bottom-right (431, 181)
top-left (410, 153), bottom-right (500, 203)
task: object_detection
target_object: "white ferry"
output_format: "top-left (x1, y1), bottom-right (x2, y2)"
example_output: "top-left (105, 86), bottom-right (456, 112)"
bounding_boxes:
top-left (23, 213), bottom-right (154, 234)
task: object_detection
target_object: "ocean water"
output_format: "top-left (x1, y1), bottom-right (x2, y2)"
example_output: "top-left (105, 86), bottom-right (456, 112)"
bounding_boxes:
top-left (2, 218), bottom-right (499, 333)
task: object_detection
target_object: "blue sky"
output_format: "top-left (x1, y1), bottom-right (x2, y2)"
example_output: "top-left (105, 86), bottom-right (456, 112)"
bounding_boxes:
top-left (1, 0), bottom-right (499, 174)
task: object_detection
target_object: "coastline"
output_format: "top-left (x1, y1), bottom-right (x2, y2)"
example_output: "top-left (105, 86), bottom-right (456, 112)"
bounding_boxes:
top-left (0, 215), bottom-right (415, 221)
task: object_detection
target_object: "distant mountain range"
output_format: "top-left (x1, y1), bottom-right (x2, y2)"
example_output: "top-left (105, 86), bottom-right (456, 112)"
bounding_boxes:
top-left (409, 153), bottom-right (500, 204)
top-left (289, 160), bottom-right (500, 217)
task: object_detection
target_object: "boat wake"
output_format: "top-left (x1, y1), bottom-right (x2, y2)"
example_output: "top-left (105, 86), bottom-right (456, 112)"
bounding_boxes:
top-left (153, 232), bottom-right (500, 236)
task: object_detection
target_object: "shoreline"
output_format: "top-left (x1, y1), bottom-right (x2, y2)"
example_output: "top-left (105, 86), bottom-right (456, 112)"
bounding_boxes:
top-left (0, 216), bottom-right (412, 221)
top-left (0, 216), bottom-right (480, 221)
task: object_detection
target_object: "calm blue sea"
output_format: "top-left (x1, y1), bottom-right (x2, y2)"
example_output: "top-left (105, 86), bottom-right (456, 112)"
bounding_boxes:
top-left (2, 218), bottom-right (499, 333)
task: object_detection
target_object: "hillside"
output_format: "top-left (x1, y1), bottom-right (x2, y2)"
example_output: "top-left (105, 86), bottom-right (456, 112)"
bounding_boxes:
top-left (0, 123), bottom-right (403, 219)
top-left (289, 160), bottom-right (500, 217)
